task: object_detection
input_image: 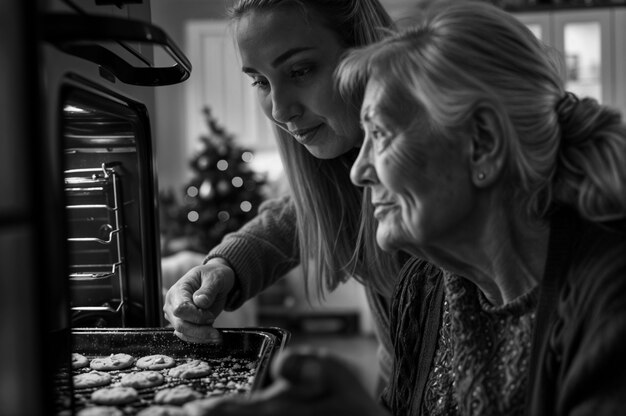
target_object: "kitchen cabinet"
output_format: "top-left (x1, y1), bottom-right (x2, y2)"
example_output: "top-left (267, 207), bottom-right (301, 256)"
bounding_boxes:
top-left (514, 7), bottom-right (626, 117)
top-left (184, 21), bottom-right (275, 152)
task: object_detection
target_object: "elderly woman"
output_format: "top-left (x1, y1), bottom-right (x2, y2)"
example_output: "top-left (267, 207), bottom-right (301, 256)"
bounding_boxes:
top-left (183, 2), bottom-right (626, 416)
top-left (342, 2), bottom-right (626, 415)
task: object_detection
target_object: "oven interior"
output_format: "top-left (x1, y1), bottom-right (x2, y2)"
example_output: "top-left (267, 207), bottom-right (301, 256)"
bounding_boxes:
top-left (62, 84), bottom-right (161, 328)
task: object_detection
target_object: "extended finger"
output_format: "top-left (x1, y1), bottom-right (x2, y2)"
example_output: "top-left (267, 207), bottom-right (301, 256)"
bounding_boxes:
top-left (173, 300), bottom-right (216, 324)
top-left (173, 328), bottom-right (222, 344)
top-left (167, 313), bottom-right (222, 341)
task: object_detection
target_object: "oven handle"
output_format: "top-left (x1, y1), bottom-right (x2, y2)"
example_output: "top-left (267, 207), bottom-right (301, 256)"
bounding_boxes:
top-left (43, 13), bottom-right (192, 86)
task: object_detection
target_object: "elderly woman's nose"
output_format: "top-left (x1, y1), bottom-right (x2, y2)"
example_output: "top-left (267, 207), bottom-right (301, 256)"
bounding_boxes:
top-left (351, 142), bottom-right (376, 187)
top-left (270, 86), bottom-right (302, 124)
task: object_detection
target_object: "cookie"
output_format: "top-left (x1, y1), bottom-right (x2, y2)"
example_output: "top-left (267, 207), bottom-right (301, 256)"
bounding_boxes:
top-left (72, 353), bottom-right (90, 369)
top-left (91, 386), bottom-right (139, 405)
top-left (73, 371), bottom-right (112, 389)
top-left (90, 353), bottom-right (134, 371)
top-left (154, 385), bottom-right (203, 405)
top-left (76, 406), bottom-right (124, 416)
top-left (136, 405), bottom-right (188, 416)
top-left (120, 371), bottom-right (164, 389)
top-left (168, 360), bottom-right (212, 379)
top-left (136, 354), bottom-right (176, 370)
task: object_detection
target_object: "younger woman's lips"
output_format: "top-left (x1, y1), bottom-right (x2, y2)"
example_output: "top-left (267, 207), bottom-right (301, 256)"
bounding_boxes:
top-left (290, 125), bottom-right (322, 144)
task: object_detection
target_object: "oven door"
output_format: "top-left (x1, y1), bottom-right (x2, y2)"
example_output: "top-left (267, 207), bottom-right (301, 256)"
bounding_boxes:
top-left (41, 0), bottom-right (192, 329)
top-left (18, 0), bottom-right (193, 412)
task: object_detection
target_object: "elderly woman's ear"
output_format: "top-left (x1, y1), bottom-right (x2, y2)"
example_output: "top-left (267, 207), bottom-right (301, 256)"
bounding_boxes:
top-left (469, 105), bottom-right (507, 187)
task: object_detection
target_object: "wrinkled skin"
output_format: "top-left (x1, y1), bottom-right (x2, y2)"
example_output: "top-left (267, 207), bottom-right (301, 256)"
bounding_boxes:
top-left (163, 258), bottom-right (235, 343)
top-left (183, 348), bottom-right (391, 416)
top-left (352, 78), bottom-right (475, 255)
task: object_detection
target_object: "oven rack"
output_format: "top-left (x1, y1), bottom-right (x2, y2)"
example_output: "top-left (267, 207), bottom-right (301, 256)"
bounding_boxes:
top-left (65, 164), bottom-right (127, 323)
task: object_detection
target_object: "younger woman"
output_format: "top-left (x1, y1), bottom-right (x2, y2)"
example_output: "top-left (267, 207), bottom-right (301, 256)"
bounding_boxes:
top-left (163, 0), bottom-right (402, 388)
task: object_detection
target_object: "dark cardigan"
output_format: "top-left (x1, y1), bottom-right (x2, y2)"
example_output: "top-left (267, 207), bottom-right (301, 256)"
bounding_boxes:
top-left (382, 209), bottom-right (626, 415)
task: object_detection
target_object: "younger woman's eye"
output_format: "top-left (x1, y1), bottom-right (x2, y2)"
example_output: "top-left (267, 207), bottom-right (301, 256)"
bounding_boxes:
top-left (247, 74), bottom-right (269, 90)
top-left (290, 66), bottom-right (313, 80)
top-left (252, 81), bottom-right (267, 89)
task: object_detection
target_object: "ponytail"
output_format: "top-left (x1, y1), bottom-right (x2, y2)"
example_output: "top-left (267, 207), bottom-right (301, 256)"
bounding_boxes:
top-left (555, 93), bottom-right (626, 222)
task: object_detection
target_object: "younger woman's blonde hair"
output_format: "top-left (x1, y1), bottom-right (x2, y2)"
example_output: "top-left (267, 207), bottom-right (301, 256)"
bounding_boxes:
top-left (229, 0), bottom-right (399, 298)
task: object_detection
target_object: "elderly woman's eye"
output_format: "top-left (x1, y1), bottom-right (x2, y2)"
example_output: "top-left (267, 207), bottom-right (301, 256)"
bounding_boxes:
top-left (370, 127), bottom-right (386, 140)
top-left (368, 126), bottom-right (393, 152)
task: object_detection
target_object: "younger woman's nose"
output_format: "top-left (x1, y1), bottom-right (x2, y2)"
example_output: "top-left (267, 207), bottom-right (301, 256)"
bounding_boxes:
top-left (270, 87), bottom-right (302, 124)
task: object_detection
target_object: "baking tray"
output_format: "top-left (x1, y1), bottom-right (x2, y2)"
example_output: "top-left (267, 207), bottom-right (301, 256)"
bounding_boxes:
top-left (62, 327), bottom-right (289, 414)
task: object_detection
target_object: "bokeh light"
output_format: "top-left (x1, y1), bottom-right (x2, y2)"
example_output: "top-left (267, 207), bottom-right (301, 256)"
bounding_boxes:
top-left (231, 177), bottom-right (243, 188)
top-left (240, 201), bottom-right (252, 212)
top-left (216, 160), bottom-right (229, 171)
top-left (186, 186), bottom-right (199, 197)
top-left (187, 211), bottom-right (199, 222)
top-left (241, 151), bottom-right (254, 163)
top-left (217, 211), bottom-right (230, 222)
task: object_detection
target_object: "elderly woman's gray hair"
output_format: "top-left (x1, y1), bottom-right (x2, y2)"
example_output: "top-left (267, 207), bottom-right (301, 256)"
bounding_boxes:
top-left (337, 0), bottom-right (626, 223)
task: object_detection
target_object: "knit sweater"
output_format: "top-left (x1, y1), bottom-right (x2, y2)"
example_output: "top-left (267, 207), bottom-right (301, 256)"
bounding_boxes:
top-left (382, 209), bottom-right (626, 415)
top-left (205, 195), bottom-right (395, 384)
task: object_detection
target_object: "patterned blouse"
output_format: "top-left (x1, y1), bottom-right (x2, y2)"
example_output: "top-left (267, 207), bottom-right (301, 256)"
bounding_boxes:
top-left (422, 274), bottom-right (537, 416)
top-left (382, 260), bottom-right (538, 416)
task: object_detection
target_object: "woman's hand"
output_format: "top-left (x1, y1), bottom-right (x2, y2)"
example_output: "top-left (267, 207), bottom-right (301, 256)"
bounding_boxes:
top-left (163, 258), bottom-right (235, 343)
top-left (183, 348), bottom-right (390, 416)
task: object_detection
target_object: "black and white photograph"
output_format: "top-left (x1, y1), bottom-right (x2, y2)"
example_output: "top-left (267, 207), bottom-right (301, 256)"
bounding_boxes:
top-left (2, 0), bottom-right (626, 414)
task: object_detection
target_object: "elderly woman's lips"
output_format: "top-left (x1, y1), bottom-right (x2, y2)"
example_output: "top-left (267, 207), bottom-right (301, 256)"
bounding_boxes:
top-left (373, 203), bottom-right (396, 220)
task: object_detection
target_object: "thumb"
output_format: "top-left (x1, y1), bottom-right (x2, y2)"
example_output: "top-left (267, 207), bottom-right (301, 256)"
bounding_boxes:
top-left (192, 291), bottom-right (212, 309)
top-left (192, 263), bottom-right (235, 311)
top-left (192, 279), bottom-right (220, 311)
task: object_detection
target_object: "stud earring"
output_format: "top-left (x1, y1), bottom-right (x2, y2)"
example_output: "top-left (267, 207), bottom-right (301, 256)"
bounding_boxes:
top-left (477, 171), bottom-right (486, 180)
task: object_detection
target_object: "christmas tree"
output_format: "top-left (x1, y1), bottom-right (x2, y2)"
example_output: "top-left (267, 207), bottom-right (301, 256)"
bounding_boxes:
top-left (160, 107), bottom-right (267, 256)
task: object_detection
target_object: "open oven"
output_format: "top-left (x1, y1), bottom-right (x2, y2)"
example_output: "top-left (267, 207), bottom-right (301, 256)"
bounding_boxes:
top-left (60, 74), bottom-right (163, 328)
top-left (0, 0), bottom-right (288, 414)
top-left (43, 0), bottom-right (190, 328)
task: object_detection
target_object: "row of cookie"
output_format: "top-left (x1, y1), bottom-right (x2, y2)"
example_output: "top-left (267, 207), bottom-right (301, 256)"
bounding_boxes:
top-left (77, 396), bottom-right (224, 416)
top-left (74, 370), bottom-right (161, 390)
top-left (73, 353), bottom-right (177, 371)
top-left (74, 371), bottom-right (247, 394)
top-left (77, 404), bottom-right (185, 416)
top-left (87, 384), bottom-right (206, 406)
top-left (76, 385), bottom-right (227, 415)
top-left (74, 360), bottom-right (216, 391)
